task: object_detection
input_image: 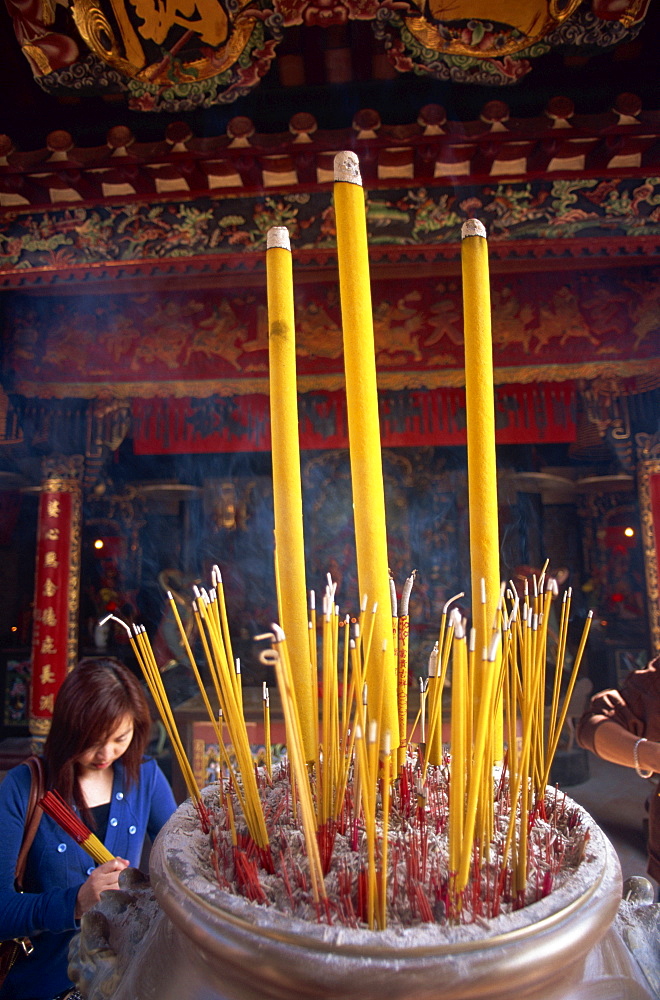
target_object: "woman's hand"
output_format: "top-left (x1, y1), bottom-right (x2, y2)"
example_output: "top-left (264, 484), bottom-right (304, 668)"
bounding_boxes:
top-left (75, 857), bottom-right (130, 919)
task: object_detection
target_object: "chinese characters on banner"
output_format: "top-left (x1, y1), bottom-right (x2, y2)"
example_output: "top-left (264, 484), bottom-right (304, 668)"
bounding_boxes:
top-left (30, 477), bottom-right (82, 741)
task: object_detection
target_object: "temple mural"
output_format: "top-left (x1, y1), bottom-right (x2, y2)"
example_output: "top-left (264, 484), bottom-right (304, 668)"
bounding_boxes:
top-left (2, 175), bottom-right (660, 274)
top-left (5, 267), bottom-right (659, 400)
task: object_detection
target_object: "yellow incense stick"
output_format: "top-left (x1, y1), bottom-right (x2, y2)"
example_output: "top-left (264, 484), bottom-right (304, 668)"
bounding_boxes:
top-left (266, 227), bottom-right (316, 763)
top-left (461, 220), bottom-right (502, 762)
top-left (448, 613), bottom-right (468, 876)
top-left (333, 151), bottom-right (397, 748)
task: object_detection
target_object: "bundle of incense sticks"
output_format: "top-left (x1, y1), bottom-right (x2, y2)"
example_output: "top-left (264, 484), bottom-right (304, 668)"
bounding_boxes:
top-left (39, 790), bottom-right (115, 864)
top-left (102, 562), bottom-right (592, 928)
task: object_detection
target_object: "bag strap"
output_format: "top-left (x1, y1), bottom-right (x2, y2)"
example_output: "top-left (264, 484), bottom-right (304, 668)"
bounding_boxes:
top-left (15, 756), bottom-right (46, 891)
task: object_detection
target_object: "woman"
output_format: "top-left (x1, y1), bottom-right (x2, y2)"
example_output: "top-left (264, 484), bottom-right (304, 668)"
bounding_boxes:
top-left (0, 658), bottom-right (177, 1000)
top-left (577, 654), bottom-right (660, 884)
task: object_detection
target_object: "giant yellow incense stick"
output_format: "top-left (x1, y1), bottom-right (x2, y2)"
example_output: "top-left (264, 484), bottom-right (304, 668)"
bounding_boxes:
top-left (266, 226), bottom-right (316, 762)
top-left (461, 219), bottom-right (502, 760)
top-left (333, 151), bottom-right (397, 746)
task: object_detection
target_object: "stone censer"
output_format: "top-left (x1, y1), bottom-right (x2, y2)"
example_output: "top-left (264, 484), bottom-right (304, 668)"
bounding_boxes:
top-left (69, 791), bottom-right (656, 1000)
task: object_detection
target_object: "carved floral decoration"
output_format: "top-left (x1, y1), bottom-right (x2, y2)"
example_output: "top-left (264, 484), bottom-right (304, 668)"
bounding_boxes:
top-left (4, 0), bottom-right (651, 110)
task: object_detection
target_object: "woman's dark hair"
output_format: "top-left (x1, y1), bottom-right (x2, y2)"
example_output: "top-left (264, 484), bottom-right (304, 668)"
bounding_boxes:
top-left (43, 657), bottom-right (151, 822)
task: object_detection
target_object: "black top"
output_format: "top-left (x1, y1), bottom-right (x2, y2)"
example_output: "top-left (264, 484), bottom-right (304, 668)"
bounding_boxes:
top-left (89, 801), bottom-right (110, 842)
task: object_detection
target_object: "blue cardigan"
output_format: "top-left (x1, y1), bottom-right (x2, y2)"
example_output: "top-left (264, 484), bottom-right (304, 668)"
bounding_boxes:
top-left (0, 757), bottom-right (176, 1000)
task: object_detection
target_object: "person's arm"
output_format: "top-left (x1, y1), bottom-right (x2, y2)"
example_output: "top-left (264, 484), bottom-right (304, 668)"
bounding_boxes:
top-left (592, 719), bottom-right (660, 774)
top-left (74, 859), bottom-right (130, 919)
top-left (0, 767), bottom-right (130, 939)
top-left (577, 670), bottom-right (660, 775)
top-left (143, 758), bottom-right (178, 842)
top-left (0, 766), bottom-right (80, 940)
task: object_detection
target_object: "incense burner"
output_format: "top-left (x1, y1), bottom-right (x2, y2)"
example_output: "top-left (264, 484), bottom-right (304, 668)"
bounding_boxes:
top-left (69, 792), bottom-right (654, 1000)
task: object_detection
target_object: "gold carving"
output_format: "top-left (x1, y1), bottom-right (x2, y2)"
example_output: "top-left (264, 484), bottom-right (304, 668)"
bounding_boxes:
top-left (44, 552), bottom-right (59, 569)
top-left (40, 636), bottom-right (58, 655)
top-left (42, 454), bottom-right (85, 484)
top-left (72, 0), bottom-right (256, 83)
top-left (14, 359), bottom-right (659, 401)
top-left (636, 431), bottom-right (660, 463)
top-left (44, 527), bottom-right (60, 541)
top-left (39, 0), bottom-right (57, 24)
top-left (38, 693), bottom-right (55, 714)
top-left (43, 579), bottom-right (58, 598)
top-left (42, 608), bottom-right (57, 627)
top-left (40, 664), bottom-right (57, 685)
top-left (47, 498), bottom-right (61, 519)
top-left (407, 0), bottom-right (581, 58)
top-left (67, 482), bottom-right (83, 673)
top-left (29, 716), bottom-right (51, 741)
top-left (132, 0), bottom-right (228, 48)
top-left (637, 451), bottom-right (660, 654)
top-left (21, 43), bottom-right (52, 75)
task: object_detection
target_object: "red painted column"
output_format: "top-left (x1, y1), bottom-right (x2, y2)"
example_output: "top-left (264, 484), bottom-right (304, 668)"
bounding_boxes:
top-left (30, 459), bottom-right (83, 746)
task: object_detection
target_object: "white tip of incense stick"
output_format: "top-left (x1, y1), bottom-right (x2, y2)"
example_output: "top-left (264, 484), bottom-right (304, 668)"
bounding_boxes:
top-left (267, 226), bottom-right (291, 251)
top-left (480, 578), bottom-right (486, 604)
top-left (334, 151), bottom-right (362, 185)
top-left (442, 591), bottom-right (464, 615)
top-left (389, 578), bottom-right (398, 616)
top-left (488, 632), bottom-right (501, 661)
top-left (368, 719), bottom-right (378, 743)
top-left (98, 613), bottom-right (112, 627)
top-left (235, 658), bottom-right (241, 675)
top-left (469, 627), bottom-right (476, 651)
top-left (272, 622), bottom-right (286, 643)
top-left (383, 731), bottom-right (391, 755)
top-left (461, 218), bottom-right (486, 239)
top-left (400, 570), bottom-right (416, 615)
top-left (309, 590), bottom-right (315, 610)
top-left (428, 643), bottom-right (438, 677)
top-left (361, 594), bottom-right (368, 612)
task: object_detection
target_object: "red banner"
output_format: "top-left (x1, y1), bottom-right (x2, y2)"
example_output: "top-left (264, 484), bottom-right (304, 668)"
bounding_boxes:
top-left (132, 384), bottom-right (576, 455)
top-left (30, 479), bottom-right (82, 736)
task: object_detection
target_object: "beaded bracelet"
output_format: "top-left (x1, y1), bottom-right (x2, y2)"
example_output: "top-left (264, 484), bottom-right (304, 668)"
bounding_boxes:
top-left (632, 737), bottom-right (654, 779)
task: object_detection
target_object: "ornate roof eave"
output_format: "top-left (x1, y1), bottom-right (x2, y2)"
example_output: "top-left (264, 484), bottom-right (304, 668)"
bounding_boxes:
top-left (2, 233), bottom-right (660, 294)
top-left (1, 96), bottom-right (659, 208)
top-left (1, 96), bottom-right (660, 290)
